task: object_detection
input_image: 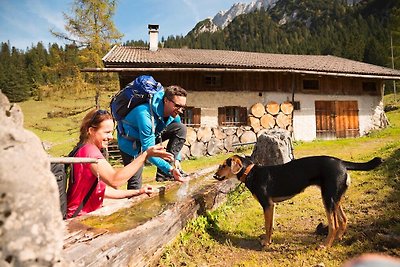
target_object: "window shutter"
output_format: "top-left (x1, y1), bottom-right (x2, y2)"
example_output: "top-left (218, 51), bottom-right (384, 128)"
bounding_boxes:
top-left (193, 108), bottom-right (201, 127)
top-left (239, 107), bottom-right (248, 126)
top-left (218, 107), bottom-right (226, 126)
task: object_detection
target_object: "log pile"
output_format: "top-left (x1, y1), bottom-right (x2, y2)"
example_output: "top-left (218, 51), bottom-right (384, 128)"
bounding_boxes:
top-left (248, 101), bottom-right (294, 133)
top-left (182, 125), bottom-right (256, 159)
top-left (181, 101), bottom-right (294, 159)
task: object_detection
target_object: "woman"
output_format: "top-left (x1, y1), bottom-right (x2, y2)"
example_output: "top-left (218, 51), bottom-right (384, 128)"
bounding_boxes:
top-left (66, 109), bottom-right (173, 218)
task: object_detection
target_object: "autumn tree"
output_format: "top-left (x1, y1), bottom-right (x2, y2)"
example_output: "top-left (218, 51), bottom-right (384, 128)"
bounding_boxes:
top-left (51, 0), bottom-right (123, 107)
top-left (52, 0), bottom-right (122, 65)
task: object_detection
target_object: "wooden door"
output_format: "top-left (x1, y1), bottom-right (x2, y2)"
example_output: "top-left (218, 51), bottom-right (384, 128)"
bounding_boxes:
top-left (315, 101), bottom-right (359, 139)
top-left (335, 101), bottom-right (359, 138)
top-left (315, 101), bottom-right (336, 139)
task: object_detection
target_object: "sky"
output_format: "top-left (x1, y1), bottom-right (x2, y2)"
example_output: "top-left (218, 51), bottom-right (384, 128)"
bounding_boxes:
top-left (0, 0), bottom-right (253, 51)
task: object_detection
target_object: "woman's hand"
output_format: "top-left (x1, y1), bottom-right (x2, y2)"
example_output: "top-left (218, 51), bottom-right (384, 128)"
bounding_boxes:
top-left (140, 184), bottom-right (154, 196)
top-left (146, 145), bottom-right (174, 161)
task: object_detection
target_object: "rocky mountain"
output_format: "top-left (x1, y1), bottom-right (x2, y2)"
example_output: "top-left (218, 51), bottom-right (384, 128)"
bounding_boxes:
top-left (163, 0), bottom-right (399, 71)
top-left (193, 0), bottom-right (277, 35)
top-left (191, 0), bottom-right (362, 36)
top-left (212, 0), bottom-right (278, 29)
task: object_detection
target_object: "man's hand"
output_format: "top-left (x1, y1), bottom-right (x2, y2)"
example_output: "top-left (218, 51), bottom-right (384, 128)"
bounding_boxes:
top-left (171, 168), bottom-right (190, 183)
top-left (146, 145), bottom-right (174, 162)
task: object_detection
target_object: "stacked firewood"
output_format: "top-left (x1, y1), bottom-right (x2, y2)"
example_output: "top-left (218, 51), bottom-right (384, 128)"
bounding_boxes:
top-left (181, 125), bottom-right (258, 159)
top-left (248, 101), bottom-right (294, 132)
top-left (179, 101), bottom-right (294, 159)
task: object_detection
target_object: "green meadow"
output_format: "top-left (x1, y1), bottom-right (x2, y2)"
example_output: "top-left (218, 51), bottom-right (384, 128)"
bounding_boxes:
top-left (19, 92), bottom-right (399, 266)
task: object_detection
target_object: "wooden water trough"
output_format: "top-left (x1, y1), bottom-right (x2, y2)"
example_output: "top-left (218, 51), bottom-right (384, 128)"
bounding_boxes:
top-left (62, 165), bottom-right (239, 266)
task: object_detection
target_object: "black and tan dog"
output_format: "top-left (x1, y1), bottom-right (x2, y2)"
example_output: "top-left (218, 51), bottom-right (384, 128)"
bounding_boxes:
top-left (213, 155), bottom-right (383, 249)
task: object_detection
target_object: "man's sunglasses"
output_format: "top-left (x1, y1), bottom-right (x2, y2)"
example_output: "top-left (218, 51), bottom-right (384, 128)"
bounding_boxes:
top-left (167, 98), bottom-right (186, 111)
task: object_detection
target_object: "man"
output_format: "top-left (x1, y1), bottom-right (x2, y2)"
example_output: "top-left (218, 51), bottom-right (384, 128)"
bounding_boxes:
top-left (117, 84), bottom-right (189, 189)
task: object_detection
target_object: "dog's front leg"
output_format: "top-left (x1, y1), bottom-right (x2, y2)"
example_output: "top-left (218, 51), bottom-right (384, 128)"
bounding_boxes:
top-left (261, 203), bottom-right (275, 247)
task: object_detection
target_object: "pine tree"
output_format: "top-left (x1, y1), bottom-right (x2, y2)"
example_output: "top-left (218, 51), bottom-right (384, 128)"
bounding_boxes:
top-left (25, 42), bottom-right (48, 86)
top-left (3, 47), bottom-right (31, 102)
top-left (389, 7), bottom-right (400, 69)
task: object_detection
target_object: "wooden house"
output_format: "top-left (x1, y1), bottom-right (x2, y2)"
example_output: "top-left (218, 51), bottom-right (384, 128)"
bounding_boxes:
top-left (94, 27), bottom-right (400, 142)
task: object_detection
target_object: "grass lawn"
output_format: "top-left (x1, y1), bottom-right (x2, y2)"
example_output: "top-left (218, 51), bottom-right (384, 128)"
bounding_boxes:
top-left (19, 91), bottom-right (399, 266)
top-left (159, 95), bottom-right (400, 266)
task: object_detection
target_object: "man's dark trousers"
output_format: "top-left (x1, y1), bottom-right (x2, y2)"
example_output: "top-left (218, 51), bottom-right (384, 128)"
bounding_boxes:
top-left (120, 122), bottom-right (187, 190)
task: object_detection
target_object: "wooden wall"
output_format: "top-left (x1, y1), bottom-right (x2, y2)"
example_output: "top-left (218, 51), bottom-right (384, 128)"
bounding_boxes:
top-left (119, 71), bottom-right (381, 96)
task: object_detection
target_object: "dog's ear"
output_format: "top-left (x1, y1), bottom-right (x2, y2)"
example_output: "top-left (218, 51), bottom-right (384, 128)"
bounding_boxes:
top-left (230, 156), bottom-right (243, 175)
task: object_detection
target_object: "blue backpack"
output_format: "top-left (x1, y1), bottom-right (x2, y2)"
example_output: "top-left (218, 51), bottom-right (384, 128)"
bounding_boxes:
top-left (110, 75), bottom-right (164, 137)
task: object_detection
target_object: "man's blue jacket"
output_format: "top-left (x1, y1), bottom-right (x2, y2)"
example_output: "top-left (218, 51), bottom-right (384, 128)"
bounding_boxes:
top-left (117, 90), bottom-right (181, 175)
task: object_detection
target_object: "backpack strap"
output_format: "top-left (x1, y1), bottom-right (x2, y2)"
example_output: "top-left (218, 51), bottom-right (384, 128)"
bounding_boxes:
top-left (120, 99), bottom-right (157, 142)
top-left (71, 178), bottom-right (98, 218)
top-left (148, 94), bottom-right (156, 135)
top-left (67, 143), bottom-right (83, 184)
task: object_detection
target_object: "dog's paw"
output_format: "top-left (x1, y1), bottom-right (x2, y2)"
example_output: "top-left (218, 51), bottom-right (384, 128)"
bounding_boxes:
top-left (259, 234), bottom-right (271, 248)
top-left (315, 222), bottom-right (328, 236)
top-left (336, 233), bottom-right (344, 241)
top-left (336, 229), bottom-right (346, 240)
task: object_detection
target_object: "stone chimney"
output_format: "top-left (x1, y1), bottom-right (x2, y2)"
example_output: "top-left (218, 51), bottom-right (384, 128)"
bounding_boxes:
top-left (148, 24), bottom-right (159, 51)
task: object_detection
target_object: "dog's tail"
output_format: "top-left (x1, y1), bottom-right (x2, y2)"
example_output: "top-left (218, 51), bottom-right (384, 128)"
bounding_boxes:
top-left (342, 157), bottom-right (383, 171)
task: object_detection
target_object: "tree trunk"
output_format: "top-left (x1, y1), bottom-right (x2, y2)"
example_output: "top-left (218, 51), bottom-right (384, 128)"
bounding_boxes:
top-left (180, 144), bottom-right (191, 160)
top-left (239, 130), bottom-right (257, 144)
top-left (260, 114), bottom-right (276, 129)
top-left (280, 101), bottom-right (294, 115)
top-left (224, 134), bottom-right (239, 152)
top-left (213, 128), bottom-right (226, 140)
top-left (265, 101), bottom-right (280, 115)
top-left (276, 112), bottom-right (291, 129)
top-left (250, 102), bottom-right (265, 118)
top-left (191, 141), bottom-right (207, 157)
top-left (248, 116), bottom-right (261, 130)
top-left (197, 126), bottom-right (213, 142)
top-left (185, 127), bottom-right (197, 145)
top-left (207, 138), bottom-right (225, 155)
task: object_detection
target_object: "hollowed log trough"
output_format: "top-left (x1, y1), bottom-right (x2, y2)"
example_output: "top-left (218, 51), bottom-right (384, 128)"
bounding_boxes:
top-left (62, 166), bottom-right (238, 266)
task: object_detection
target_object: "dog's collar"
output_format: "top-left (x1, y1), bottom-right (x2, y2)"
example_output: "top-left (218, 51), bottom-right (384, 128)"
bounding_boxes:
top-left (239, 164), bottom-right (255, 183)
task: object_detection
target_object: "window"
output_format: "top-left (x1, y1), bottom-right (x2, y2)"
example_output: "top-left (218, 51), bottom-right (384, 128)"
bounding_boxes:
top-left (204, 74), bottom-right (221, 87)
top-left (303, 79), bottom-right (319, 90)
top-left (362, 82), bottom-right (377, 92)
top-left (218, 106), bottom-right (247, 126)
top-left (293, 101), bottom-right (301, 110)
top-left (180, 107), bottom-right (201, 127)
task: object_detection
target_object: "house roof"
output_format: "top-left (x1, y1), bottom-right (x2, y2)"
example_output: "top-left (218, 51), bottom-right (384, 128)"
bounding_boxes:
top-left (100, 45), bottom-right (400, 79)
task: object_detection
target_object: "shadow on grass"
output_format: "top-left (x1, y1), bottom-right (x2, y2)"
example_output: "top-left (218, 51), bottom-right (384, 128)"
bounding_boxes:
top-left (210, 229), bottom-right (263, 251)
top-left (205, 224), bottom-right (329, 252)
top-left (343, 147), bottom-right (400, 255)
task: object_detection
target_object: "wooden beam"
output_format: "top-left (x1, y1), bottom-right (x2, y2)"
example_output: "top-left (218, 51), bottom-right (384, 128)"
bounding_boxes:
top-left (49, 157), bottom-right (98, 164)
top-left (81, 67), bottom-right (400, 80)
